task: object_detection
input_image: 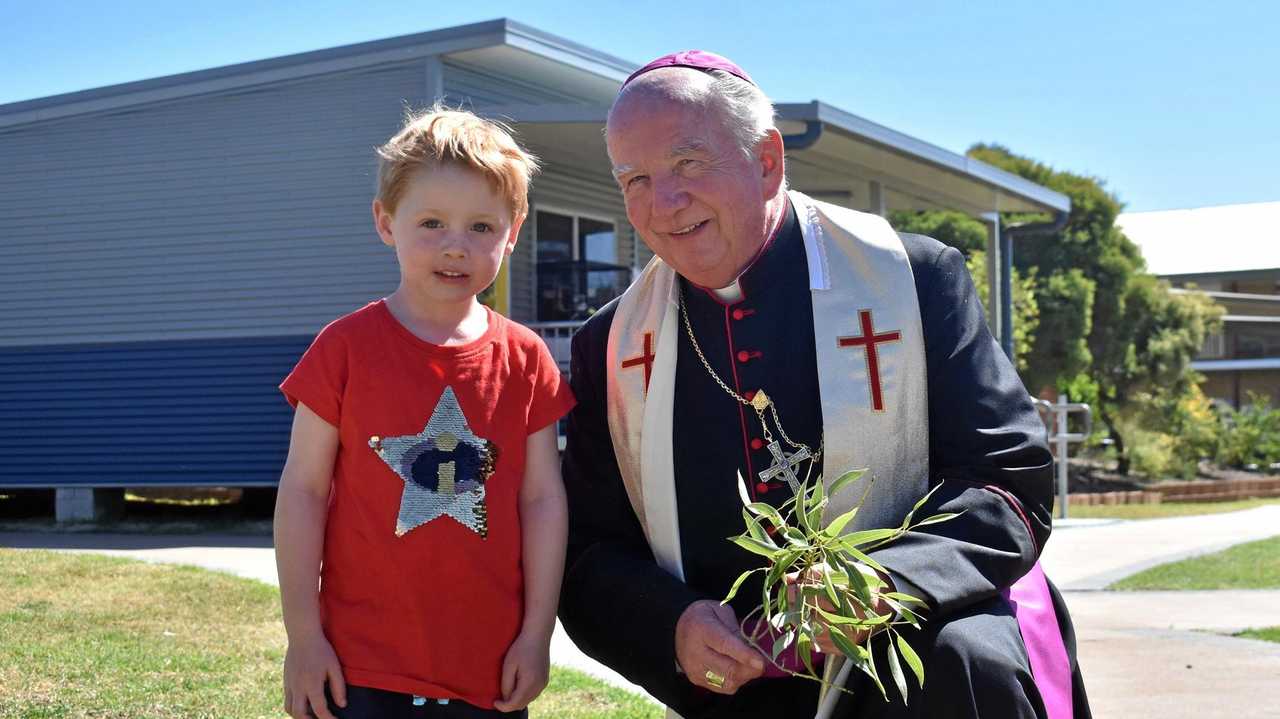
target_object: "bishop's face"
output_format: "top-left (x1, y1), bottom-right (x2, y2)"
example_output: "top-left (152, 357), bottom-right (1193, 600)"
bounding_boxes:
top-left (606, 94), bottom-right (779, 289)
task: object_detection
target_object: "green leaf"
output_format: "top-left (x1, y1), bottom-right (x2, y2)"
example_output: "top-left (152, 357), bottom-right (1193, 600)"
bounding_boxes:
top-left (814, 606), bottom-right (861, 626)
top-left (834, 528), bottom-right (901, 549)
top-left (747, 501), bottom-right (787, 529)
top-left (896, 604), bottom-right (922, 629)
top-left (806, 497), bottom-right (826, 532)
top-left (722, 567), bottom-right (764, 604)
top-left (886, 637), bottom-right (910, 704)
top-left (903, 481), bottom-right (945, 524)
top-left (864, 633), bottom-right (887, 700)
top-left (742, 509), bottom-right (771, 545)
top-left (896, 635), bottom-right (925, 688)
top-left (771, 630), bottom-right (794, 660)
top-left (828, 622), bottom-right (862, 661)
top-left (912, 512), bottom-right (961, 528)
top-left (827, 468), bottom-right (868, 498)
top-left (839, 547), bottom-right (888, 574)
top-left (821, 567), bottom-right (840, 606)
top-left (731, 535), bottom-right (784, 559)
top-left (833, 553), bottom-right (873, 606)
top-left (822, 506), bottom-right (859, 538)
top-left (737, 470), bottom-right (752, 508)
top-left (797, 631), bottom-right (816, 676)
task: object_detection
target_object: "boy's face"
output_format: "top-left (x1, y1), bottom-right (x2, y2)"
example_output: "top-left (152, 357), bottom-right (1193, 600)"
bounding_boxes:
top-left (373, 164), bottom-right (521, 308)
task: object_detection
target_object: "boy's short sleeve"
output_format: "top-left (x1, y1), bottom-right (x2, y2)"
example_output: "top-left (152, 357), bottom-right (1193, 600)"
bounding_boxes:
top-left (280, 323), bottom-right (348, 428)
top-left (527, 336), bottom-right (576, 435)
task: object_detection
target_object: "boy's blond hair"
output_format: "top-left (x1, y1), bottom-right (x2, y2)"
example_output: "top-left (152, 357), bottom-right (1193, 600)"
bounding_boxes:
top-left (375, 106), bottom-right (539, 219)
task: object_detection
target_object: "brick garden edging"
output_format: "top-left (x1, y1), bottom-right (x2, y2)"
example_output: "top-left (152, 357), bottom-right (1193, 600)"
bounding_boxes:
top-left (1069, 476), bottom-right (1280, 505)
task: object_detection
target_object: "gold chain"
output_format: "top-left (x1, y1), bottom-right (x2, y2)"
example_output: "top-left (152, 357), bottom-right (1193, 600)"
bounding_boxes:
top-left (678, 287), bottom-right (818, 465)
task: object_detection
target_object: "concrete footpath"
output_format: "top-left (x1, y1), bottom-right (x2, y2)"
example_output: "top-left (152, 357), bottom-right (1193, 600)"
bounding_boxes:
top-left (1039, 504), bottom-right (1280, 718)
top-left (4, 504), bottom-right (1280, 715)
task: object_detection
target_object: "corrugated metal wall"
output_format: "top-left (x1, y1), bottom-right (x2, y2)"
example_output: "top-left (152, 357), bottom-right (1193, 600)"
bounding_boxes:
top-left (0, 63), bottom-right (431, 348)
top-left (0, 337), bottom-right (306, 487)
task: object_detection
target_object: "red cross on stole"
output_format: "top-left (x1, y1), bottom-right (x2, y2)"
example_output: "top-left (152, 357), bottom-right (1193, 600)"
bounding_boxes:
top-left (837, 309), bottom-right (901, 412)
top-left (622, 331), bottom-right (656, 392)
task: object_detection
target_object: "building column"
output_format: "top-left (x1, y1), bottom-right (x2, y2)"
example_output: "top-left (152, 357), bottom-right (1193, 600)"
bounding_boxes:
top-left (55, 488), bottom-right (125, 523)
top-left (982, 212), bottom-right (1003, 346)
top-left (425, 56), bottom-right (445, 102)
top-left (867, 181), bottom-right (887, 217)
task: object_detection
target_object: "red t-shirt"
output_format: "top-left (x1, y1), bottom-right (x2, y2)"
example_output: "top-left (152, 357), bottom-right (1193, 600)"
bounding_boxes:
top-left (280, 300), bottom-right (575, 707)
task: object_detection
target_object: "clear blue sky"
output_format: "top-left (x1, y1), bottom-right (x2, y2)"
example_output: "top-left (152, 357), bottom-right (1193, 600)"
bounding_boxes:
top-left (4, 0), bottom-right (1277, 212)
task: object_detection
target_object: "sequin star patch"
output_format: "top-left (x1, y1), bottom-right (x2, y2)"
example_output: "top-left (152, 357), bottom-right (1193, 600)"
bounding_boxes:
top-left (369, 386), bottom-right (498, 538)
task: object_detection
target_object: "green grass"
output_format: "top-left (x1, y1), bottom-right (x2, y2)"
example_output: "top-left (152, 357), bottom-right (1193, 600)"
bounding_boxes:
top-left (1109, 535), bottom-right (1280, 590)
top-left (1065, 497), bottom-right (1280, 521)
top-left (1235, 626), bottom-right (1280, 643)
top-left (0, 549), bottom-right (660, 719)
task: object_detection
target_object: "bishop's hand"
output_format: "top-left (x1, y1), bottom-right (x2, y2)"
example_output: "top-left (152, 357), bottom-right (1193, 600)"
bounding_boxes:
top-left (784, 562), bottom-right (893, 655)
top-left (674, 600), bottom-right (765, 695)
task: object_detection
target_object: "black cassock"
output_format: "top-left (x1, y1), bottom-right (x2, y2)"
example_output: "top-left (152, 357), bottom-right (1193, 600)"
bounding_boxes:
top-left (559, 204), bottom-right (1091, 718)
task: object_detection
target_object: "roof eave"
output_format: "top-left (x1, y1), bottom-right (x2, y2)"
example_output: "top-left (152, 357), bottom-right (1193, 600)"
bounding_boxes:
top-left (776, 101), bottom-right (1071, 215)
top-left (0, 18), bottom-right (635, 130)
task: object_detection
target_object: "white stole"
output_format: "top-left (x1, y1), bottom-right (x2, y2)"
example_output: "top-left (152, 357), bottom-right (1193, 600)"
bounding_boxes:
top-left (605, 190), bottom-right (930, 717)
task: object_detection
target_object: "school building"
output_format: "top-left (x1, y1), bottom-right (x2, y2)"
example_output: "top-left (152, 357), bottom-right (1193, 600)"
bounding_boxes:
top-left (0, 19), bottom-right (1069, 516)
top-left (1117, 201), bottom-right (1280, 409)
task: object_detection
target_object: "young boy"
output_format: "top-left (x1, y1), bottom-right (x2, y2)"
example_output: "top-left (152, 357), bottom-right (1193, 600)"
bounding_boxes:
top-left (274, 108), bottom-right (574, 719)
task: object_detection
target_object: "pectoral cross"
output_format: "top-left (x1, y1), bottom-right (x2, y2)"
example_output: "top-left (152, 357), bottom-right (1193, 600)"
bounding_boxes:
top-left (758, 441), bottom-right (811, 493)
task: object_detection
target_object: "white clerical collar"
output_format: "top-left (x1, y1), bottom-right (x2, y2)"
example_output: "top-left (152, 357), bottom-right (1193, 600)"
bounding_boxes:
top-left (711, 280), bottom-right (744, 303)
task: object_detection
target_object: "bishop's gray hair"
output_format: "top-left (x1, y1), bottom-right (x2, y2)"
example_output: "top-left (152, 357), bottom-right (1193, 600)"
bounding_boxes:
top-left (608, 68), bottom-right (778, 159)
top-left (703, 69), bottom-right (778, 158)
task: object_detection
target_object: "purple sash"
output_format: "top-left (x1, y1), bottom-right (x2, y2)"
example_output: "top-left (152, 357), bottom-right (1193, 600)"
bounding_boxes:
top-left (1004, 561), bottom-right (1073, 719)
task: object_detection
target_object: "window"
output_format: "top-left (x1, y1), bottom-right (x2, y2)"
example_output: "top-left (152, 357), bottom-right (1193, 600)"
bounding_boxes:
top-left (535, 209), bottom-right (631, 321)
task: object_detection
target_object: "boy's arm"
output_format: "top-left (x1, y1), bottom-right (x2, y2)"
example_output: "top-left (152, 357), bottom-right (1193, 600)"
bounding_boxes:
top-left (274, 402), bottom-right (346, 719)
top-left (493, 422), bottom-right (568, 712)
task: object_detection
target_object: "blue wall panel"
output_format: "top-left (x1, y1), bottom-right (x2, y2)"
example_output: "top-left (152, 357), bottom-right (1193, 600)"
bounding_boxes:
top-left (0, 336), bottom-right (311, 487)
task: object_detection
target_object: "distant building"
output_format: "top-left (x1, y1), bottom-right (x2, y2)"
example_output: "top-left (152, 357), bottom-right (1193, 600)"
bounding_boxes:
top-left (1116, 201), bottom-right (1280, 408)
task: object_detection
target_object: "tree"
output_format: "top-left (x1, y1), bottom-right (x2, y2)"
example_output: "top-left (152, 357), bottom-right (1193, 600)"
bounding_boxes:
top-left (967, 144), bottom-right (1223, 474)
top-left (888, 211), bottom-right (1040, 372)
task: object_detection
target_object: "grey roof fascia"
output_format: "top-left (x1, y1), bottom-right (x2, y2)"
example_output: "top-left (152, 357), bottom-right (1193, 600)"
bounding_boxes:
top-left (502, 20), bottom-right (635, 81)
top-left (1222, 315), bottom-right (1280, 324)
top-left (1171, 289), bottom-right (1280, 303)
top-left (1191, 358), bottom-right (1280, 372)
top-left (0, 18), bottom-right (635, 130)
top-left (776, 101), bottom-right (1071, 214)
top-left (1162, 267), bottom-right (1280, 282)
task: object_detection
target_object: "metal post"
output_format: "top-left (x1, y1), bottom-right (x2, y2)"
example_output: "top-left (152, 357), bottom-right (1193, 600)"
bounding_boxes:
top-left (1056, 393), bottom-right (1069, 520)
top-left (1000, 226), bottom-right (1015, 361)
top-left (982, 213), bottom-right (1002, 343)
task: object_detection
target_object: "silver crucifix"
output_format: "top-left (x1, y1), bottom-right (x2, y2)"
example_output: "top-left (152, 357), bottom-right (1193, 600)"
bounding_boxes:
top-left (758, 441), bottom-right (811, 493)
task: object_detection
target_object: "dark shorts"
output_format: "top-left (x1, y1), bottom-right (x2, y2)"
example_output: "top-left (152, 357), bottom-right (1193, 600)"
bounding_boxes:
top-left (322, 684), bottom-right (527, 719)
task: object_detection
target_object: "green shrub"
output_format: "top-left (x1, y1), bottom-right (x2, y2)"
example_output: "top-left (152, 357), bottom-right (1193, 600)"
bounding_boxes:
top-left (1169, 385), bottom-right (1222, 476)
top-left (1127, 428), bottom-right (1181, 480)
top-left (1217, 393), bottom-right (1280, 469)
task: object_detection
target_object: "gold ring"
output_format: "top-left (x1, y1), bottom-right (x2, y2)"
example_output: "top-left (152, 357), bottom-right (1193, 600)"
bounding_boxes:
top-left (704, 669), bottom-right (725, 688)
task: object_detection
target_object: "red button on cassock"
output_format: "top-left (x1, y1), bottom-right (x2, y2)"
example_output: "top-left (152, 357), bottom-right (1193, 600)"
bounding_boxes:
top-left (756, 482), bottom-right (770, 495)
top-left (737, 350), bottom-right (750, 363)
top-left (732, 309), bottom-right (745, 320)
top-left (750, 438), bottom-right (764, 450)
